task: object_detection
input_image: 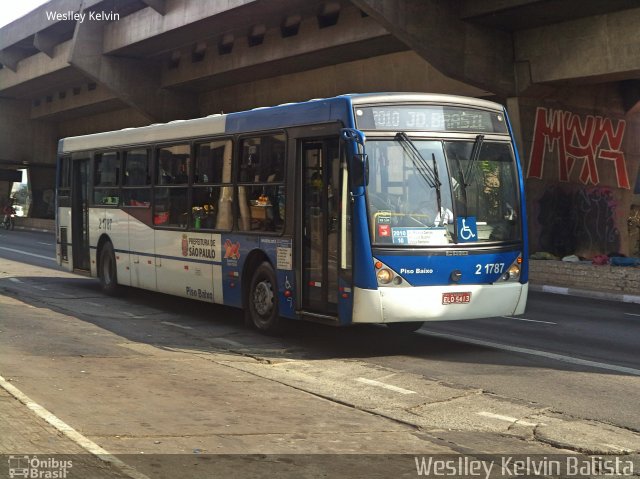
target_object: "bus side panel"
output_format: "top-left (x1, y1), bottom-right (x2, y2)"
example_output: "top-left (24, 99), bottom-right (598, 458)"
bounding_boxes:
top-left (128, 213), bottom-right (157, 291)
top-left (155, 230), bottom-right (220, 303)
top-left (259, 237), bottom-right (296, 319)
top-left (110, 208), bottom-right (131, 286)
top-left (218, 235), bottom-right (298, 319)
top-left (89, 208), bottom-right (105, 278)
top-left (56, 206), bottom-right (73, 271)
top-left (220, 234), bottom-right (261, 308)
top-left (504, 106), bottom-right (529, 284)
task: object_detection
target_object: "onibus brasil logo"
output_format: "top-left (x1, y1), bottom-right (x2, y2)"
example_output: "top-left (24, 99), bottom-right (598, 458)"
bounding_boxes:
top-left (8, 455), bottom-right (72, 478)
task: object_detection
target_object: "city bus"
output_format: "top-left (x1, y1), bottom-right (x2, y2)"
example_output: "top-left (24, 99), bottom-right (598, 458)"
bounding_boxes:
top-left (56, 93), bottom-right (528, 333)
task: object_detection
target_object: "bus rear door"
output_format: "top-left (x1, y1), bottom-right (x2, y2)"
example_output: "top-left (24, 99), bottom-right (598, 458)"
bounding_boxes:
top-left (71, 157), bottom-right (91, 272)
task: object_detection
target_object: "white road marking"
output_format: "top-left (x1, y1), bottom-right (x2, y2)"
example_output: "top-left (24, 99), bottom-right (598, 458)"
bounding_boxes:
top-left (541, 285), bottom-right (569, 295)
top-left (624, 313), bottom-right (640, 317)
top-left (0, 374), bottom-right (150, 479)
top-left (356, 377), bottom-right (416, 395)
top-left (38, 242), bottom-right (54, 246)
top-left (0, 246), bottom-right (56, 261)
top-left (8, 278), bottom-right (23, 283)
top-left (476, 411), bottom-right (540, 427)
top-left (161, 321), bottom-right (193, 330)
top-left (86, 302), bottom-right (102, 308)
top-left (417, 330), bottom-right (640, 376)
top-left (502, 316), bottom-right (557, 325)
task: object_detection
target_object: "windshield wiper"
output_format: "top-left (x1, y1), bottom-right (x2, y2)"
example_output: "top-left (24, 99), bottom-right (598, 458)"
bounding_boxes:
top-left (451, 151), bottom-right (469, 218)
top-left (464, 134), bottom-right (484, 187)
top-left (395, 133), bottom-right (443, 220)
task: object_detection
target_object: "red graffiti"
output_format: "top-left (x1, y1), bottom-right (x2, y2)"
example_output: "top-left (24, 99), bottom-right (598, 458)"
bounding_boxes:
top-left (224, 239), bottom-right (240, 260)
top-left (527, 107), bottom-right (629, 189)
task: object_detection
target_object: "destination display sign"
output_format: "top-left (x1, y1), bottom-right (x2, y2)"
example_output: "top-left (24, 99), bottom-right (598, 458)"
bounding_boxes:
top-left (355, 106), bottom-right (508, 133)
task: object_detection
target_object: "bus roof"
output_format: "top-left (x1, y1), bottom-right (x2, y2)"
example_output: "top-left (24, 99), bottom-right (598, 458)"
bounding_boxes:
top-left (58, 93), bottom-right (504, 154)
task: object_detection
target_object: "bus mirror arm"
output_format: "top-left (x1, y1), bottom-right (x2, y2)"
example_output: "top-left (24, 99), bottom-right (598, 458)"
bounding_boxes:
top-left (340, 128), bottom-right (368, 189)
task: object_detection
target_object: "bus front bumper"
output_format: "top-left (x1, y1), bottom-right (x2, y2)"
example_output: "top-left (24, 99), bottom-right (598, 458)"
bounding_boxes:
top-left (351, 282), bottom-right (528, 324)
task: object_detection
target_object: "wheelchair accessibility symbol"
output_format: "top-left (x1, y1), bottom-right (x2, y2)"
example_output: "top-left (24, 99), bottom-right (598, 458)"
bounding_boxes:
top-left (457, 216), bottom-right (477, 243)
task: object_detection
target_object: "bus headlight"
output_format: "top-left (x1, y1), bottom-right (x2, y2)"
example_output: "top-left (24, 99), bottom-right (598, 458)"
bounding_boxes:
top-left (500, 260), bottom-right (521, 282)
top-left (377, 268), bottom-right (393, 284)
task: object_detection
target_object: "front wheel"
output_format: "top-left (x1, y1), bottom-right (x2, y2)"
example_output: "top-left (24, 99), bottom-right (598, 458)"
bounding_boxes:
top-left (245, 262), bottom-right (282, 334)
top-left (99, 242), bottom-right (121, 295)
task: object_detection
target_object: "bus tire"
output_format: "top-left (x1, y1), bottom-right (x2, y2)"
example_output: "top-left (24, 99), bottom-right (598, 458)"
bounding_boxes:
top-left (387, 321), bottom-right (423, 333)
top-left (99, 242), bottom-right (120, 296)
top-left (246, 262), bottom-right (282, 333)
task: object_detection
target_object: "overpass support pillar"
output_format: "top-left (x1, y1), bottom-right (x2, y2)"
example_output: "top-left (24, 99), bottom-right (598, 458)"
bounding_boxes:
top-left (68, 10), bottom-right (198, 122)
top-left (351, 0), bottom-right (515, 96)
top-left (28, 166), bottom-right (57, 219)
top-left (0, 99), bottom-right (58, 219)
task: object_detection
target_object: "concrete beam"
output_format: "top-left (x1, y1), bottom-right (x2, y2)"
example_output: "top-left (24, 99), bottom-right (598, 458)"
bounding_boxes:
top-left (0, 0), bottom-right (101, 50)
top-left (461, 0), bottom-right (544, 19)
top-left (351, 0), bottom-right (516, 96)
top-left (515, 7), bottom-right (640, 86)
top-left (0, 41), bottom-right (77, 98)
top-left (34, 30), bottom-right (59, 58)
top-left (102, 0), bottom-right (259, 55)
top-left (68, 12), bottom-right (198, 122)
top-left (140, 0), bottom-right (167, 15)
top-left (0, 47), bottom-right (31, 72)
top-left (162, 6), bottom-right (403, 91)
top-left (30, 83), bottom-right (123, 121)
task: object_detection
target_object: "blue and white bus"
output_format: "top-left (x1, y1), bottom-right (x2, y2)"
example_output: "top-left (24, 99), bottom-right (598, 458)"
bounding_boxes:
top-left (56, 93), bottom-right (528, 333)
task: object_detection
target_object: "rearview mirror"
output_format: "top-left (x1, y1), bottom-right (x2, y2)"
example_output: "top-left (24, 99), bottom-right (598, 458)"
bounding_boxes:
top-left (352, 153), bottom-right (369, 188)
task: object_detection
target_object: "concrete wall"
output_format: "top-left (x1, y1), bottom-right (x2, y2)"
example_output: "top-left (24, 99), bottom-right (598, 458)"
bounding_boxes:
top-left (0, 99), bottom-right (36, 164)
top-left (57, 107), bottom-right (151, 138)
top-left (518, 84), bottom-right (640, 258)
top-left (530, 259), bottom-right (640, 296)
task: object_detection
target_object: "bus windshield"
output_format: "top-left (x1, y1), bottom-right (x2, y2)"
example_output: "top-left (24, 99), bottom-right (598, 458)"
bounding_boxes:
top-left (366, 138), bottom-right (521, 246)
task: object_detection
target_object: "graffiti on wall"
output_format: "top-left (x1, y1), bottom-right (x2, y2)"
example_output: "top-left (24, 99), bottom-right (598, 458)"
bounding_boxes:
top-left (527, 107), bottom-right (630, 189)
top-left (536, 185), bottom-right (620, 257)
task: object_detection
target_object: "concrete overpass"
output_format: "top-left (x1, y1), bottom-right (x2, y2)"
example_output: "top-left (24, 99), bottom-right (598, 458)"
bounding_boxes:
top-left (1, 0), bottom-right (639, 255)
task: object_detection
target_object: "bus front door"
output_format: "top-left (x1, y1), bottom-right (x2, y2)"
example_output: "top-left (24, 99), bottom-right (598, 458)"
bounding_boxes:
top-left (300, 139), bottom-right (341, 317)
top-left (71, 158), bottom-right (91, 272)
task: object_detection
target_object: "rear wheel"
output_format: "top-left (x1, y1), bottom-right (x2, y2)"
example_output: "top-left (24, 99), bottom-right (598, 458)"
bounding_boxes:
top-left (387, 321), bottom-right (423, 333)
top-left (246, 262), bottom-right (282, 334)
top-left (99, 242), bottom-right (120, 295)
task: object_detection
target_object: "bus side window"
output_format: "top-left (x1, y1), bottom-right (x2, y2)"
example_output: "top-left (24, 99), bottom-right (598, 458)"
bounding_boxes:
top-left (192, 139), bottom-right (233, 230)
top-left (93, 151), bottom-right (120, 206)
top-left (123, 149), bottom-right (151, 206)
top-left (237, 134), bottom-right (286, 233)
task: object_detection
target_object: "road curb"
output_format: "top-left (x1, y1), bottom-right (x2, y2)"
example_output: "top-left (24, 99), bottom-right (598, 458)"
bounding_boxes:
top-left (530, 283), bottom-right (640, 305)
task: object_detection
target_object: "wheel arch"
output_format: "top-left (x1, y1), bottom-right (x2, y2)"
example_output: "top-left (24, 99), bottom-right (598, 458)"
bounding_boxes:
top-left (241, 248), bottom-right (273, 308)
top-left (96, 233), bottom-right (113, 276)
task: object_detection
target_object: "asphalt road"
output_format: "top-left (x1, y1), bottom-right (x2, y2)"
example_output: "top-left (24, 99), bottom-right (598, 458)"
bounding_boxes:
top-left (1, 229), bottom-right (639, 446)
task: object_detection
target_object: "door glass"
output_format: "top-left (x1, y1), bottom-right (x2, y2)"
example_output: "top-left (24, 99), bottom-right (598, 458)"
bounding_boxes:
top-left (302, 142), bottom-right (325, 310)
top-left (301, 139), bottom-right (340, 314)
top-left (72, 158), bottom-right (90, 271)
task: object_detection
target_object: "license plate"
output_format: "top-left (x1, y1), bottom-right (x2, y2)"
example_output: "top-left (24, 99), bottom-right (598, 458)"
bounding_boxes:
top-left (442, 292), bottom-right (471, 305)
